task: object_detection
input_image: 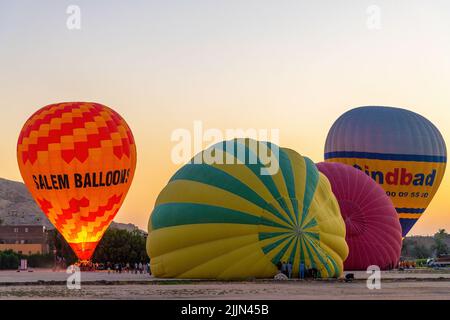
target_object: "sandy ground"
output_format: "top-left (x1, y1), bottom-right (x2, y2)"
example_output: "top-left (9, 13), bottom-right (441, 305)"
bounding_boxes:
top-left (0, 269), bottom-right (449, 300)
top-left (0, 268), bottom-right (152, 283)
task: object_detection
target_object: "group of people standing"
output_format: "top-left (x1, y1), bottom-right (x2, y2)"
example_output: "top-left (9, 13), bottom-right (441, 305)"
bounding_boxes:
top-left (107, 261), bottom-right (150, 274)
top-left (398, 260), bottom-right (416, 269)
top-left (277, 261), bottom-right (318, 279)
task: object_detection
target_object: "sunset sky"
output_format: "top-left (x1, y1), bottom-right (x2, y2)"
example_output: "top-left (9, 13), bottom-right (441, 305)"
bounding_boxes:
top-left (1, 0), bottom-right (449, 235)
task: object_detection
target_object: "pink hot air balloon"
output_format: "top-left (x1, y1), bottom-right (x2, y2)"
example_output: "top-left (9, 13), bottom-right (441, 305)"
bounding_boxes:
top-left (316, 162), bottom-right (402, 271)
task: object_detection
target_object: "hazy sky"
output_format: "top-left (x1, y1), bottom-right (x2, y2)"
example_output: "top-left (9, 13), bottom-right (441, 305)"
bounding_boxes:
top-left (1, 0), bottom-right (450, 235)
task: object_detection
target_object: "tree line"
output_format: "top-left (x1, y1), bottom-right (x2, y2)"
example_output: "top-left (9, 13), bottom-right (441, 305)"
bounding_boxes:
top-left (402, 229), bottom-right (449, 259)
top-left (0, 227), bottom-right (148, 269)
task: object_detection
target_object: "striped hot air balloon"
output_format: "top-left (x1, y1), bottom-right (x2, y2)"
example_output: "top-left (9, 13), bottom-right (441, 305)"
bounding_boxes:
top-left (147, 139), bottom-right (348, 279)
top-left (317, 162), bottom-right (402, 270)
top-left (17, 102), bottom-right (137, 261)
top-left (325, 106), bottom-right (447, 237)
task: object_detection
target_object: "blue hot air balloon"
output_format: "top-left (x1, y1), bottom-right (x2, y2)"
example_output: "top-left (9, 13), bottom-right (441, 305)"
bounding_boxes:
top-left (325, 106), bottom-right (447, 236)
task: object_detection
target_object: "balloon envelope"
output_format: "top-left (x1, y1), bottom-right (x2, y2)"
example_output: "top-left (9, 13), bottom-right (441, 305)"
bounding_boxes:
top-left (17, 102), bottom-right (137, 260)
top-left (147, 139), bottom-right (348, 279)
top-left (317, 162), bottom-right (402, 270)
top-left (325, 106), bottom-right (447, 236)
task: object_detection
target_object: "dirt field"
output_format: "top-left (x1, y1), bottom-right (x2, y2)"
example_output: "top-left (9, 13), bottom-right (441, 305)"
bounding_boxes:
top-left (1, 269), bottom-right (449, 300)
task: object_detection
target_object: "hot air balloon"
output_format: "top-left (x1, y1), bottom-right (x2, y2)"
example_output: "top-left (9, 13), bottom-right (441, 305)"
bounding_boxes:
top-left (325, 106), bottom-right (447, 237)
top-left (147, 139), bottom-right (348, 279)
top-left (17, 102), bottom-right (137, 261)
top-left (317, 162), bottom-right (402, 270)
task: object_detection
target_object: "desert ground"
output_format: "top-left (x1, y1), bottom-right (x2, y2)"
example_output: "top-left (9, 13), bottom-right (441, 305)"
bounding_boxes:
top-left (0, 269), bottom-right (449, 300)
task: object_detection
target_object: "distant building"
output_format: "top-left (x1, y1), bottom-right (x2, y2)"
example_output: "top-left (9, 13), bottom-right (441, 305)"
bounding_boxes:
top-left (0, 225), bottom-right (49, 255)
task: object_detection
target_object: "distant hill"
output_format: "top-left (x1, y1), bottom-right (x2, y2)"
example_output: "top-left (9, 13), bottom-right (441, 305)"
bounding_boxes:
top-left (0, 177), bottom-right (144, 233)
top-left (110, 221), bottom-right (147, 235)
top-left (0, 177), bottom-right (52, 228)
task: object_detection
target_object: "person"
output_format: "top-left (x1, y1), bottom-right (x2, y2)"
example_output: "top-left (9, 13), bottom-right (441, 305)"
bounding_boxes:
top-left (134, 262), bottom-right (138, 274)
top-left (276, 261), bottom-right (282, 272)
top-left (311, 267), bottom-right (318, 279)
top-left (287, 261), bottom-right (293, 278)
top-left (281, 261), bottom-right (287, 276)
top-left (139, 262), bottom-right (143, 274)
top-left (299, 262), bottom-right (305, 279)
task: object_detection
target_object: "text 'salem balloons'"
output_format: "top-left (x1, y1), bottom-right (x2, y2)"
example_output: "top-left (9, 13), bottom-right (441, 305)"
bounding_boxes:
top-left (17, 102), bottom-right (137, 260)
top-left (147, 139), bottom-right (348, 279)
top-left (325, 106), bottom-right (447, 237)
top-left (317, 162), bottom-right (402, 270)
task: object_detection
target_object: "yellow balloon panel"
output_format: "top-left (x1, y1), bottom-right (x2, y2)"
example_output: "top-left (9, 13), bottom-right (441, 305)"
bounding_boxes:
top-left (147, 139), bottom-right (348, 279)
top-left (326, 158), bottom-right (445, 223)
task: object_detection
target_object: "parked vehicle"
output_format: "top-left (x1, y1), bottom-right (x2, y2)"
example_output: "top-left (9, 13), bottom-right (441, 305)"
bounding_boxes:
top-left (427, 255), bottom-right (450, 268)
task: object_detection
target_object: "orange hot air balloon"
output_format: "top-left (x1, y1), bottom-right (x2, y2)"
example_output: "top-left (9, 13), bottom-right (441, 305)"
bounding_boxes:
top-left (17, 102), bottom-right (137, 261)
